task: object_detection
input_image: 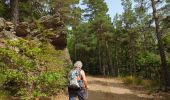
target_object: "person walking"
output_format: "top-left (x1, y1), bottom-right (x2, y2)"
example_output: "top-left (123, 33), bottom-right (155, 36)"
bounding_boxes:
top-left (68, 61), bottom-right (88, 100)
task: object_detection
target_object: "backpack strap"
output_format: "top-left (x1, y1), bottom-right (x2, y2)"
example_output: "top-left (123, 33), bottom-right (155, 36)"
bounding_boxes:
top-left (74, 68), bottom-right (83, 81)
top-left (79, 69), bottom-right (82, 80)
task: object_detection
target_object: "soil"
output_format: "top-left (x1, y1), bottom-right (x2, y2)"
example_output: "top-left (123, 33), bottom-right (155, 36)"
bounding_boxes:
top-left (54, 76), bottom-right (170, 100)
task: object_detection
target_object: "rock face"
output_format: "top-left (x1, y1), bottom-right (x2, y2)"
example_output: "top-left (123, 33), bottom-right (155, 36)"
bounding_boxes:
top-left (0, 15), bottom-right (66, 43)
top-left (15, 22), bottom-right (30, 37)
top-left (40, 14), bottom-right (64, 29)
top-left (13, 13), bottom-right (67, 50)
top-left (0, 15), bottom-right (71, 64)
top-left (39, 13), bottom-right (67, 50)
top-left (0, 18), bottom-right (17, 48)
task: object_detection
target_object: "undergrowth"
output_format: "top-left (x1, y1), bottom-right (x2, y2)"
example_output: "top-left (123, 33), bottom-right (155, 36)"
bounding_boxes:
top-left (122, 76), bottom-right (159, 92)
top-left (0, 38), bottom-right (69, 99)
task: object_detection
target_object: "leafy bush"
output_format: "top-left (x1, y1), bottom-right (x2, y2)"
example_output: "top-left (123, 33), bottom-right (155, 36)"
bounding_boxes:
top-left (0, 38), bottom-right (68, 99)
top-left (122, 76), bottom-right (158, 92)
top-left (122, 76), bottom-right (142, 86)
top-left (136, 52), bottom-right (161, 79)
top-left (142, 80), bottom-right (158, 91)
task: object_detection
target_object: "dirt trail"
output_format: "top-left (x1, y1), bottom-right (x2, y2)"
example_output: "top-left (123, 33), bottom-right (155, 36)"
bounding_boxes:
top-left (55, 76), bottom-right (170, 100)
top-left (87, 76), bottom-right (154, 100)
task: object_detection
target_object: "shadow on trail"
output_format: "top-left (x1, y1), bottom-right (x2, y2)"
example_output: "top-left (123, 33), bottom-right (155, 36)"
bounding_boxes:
top-left (88, 90), bottom-right (153, 100)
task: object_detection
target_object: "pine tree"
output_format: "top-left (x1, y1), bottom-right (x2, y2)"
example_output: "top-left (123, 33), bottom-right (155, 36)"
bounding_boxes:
top-left (82, 0), bottom-right (114, 76)
top-left (151, 0), bottom-right (169, 91)
top-left (121, 0), bottom-right (138, 75)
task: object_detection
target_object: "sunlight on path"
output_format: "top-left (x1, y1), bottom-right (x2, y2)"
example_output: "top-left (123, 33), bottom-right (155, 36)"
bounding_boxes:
top-left (87, 76), bottom-right (155, 99)
top-left (55, 76), bottom-right (166, 100)
top-left (89, 84), bottom-right (133, 94)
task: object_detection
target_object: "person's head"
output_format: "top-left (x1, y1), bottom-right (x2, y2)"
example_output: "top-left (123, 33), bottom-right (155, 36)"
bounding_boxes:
top-left (74, 61), bottom-right (83, 69)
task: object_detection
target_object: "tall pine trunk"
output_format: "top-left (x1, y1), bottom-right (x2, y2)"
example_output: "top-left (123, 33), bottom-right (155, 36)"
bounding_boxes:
top-left (98, 38), bottom-right (102, 75)
top-left (151, 0), bottom-right (169, 90)
top-left (10, 0), bottom-right (19, 25)
top-left (106, 41), bottom-right (114, 76)
top-left (114, 39), bottom-right (119, 76)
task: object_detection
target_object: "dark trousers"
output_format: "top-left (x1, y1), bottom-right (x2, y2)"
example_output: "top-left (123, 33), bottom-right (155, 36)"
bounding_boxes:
top-left (68, 88), bottom-right (87, 100)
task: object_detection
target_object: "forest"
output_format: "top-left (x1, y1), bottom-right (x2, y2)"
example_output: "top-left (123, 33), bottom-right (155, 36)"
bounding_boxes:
top-left (0, 0), bottom-right (170, 99)
top-left (68, 0), bottom-right (170, 91)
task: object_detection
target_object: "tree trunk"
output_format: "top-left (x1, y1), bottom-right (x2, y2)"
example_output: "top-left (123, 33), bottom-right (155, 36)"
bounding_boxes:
top-left (10, 0), bottom-right (19, 25)
top-left (128, 32), bottom-right (133, 75)
top-left (102, 49), bottom-right (106, 76)
top-left (74, 42), bottom-right (77, 60)
top-left (114, 39), bottom-right (119, 76)
top-left (98, 38), bottom-right (102, 75)
top-left (151, 0), bottom-right (169, 90)
top-left (106, 41), bottom-right (114, 76)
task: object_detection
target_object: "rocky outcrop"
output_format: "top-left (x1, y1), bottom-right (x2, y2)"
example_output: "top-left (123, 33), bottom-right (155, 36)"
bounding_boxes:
top-left (39, 13), bottom-right (67, 50)
top-left (0, 15), bottom-right (71, 64)
top-left (0, 15), bottom-right (67, 46)
top-left (0, 16), bottom-right (72, 98)
top-left (15, 22), bottom-right (30, 37)
top-left (13, 13), bottom-right (67, 50)
top-left (40, 13), bottom-right (64, 29)
top-left (0, 18), bottom-right (17, 48)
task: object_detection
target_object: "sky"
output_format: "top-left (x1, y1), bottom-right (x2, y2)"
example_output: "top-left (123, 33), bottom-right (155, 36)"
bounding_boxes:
top-left (105, 0), bottom-right (123, 20)
top-left (79, 0), bottom-right (124, 21)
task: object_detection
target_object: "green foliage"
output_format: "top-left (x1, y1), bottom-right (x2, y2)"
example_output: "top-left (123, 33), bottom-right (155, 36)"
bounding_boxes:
top-left (0, 38), bottom-right (68, 99)
top-left (136, 52), bottom-right (161, 79)
top-left (83, 0), bottom-right (108, 20)
top-left (0, 90), bottom-right (8, 99)
top-left (121, 0), bottom-right (136, 26)
top-left (123, 76), bottom-right (142, 86)
top-left (0, 1), bottom-right (10, 19)
top-left (68, 0), bottom-right (170, 83)
top-left (137, 52), bottom-right (160, 67)
top-left (36, 71), bottom-right (67, 92)
top-left (37, 0), bottom-right (80, 25)
top-left (122, 76), bottom-right (158, 91)
top-left (68, 0), bottom-right (115, 75)
top-left (0, 0), bottom-right (79, 25)
top-left (164, 35), bottom-right (170, 48)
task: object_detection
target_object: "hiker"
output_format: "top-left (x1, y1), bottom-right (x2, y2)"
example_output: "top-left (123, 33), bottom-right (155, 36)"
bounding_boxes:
top-left (68, 61), bottom-right (88, 100)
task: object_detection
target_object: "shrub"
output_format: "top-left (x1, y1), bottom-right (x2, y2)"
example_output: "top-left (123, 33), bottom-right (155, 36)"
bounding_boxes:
top-left (122, 76), bottom-right (158, 92)
top-left (0, 38), bottom-right (68, 99)
top-left (142, 80), bottom-right (158, 92)
top-left (136, 52), bottom-right (161, 80)
top-left (122, 76), bottom-right (143, 86)
top-left (123, 76), bottom-right (142, 86)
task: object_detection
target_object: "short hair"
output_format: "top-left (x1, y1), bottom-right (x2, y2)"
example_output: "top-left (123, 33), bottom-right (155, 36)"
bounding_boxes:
top-left (74, 61), bottom-right (83, 68)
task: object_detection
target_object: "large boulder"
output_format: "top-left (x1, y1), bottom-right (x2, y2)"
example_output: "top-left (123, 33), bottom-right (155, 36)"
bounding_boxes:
top-left (5, 21), bottom-right (15, 32)
top-left (15, 22), bottom-right (30, 37)
top-left (40, 13), bottom-right (64, 29)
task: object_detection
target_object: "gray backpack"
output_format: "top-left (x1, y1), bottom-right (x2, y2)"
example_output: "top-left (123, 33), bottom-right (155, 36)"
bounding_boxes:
top-left (68, 69), bottom-right (82, 89)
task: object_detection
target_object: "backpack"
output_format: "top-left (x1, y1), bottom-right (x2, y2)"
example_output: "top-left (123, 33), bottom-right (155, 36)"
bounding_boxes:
top-left (68, 68), bottom-right (82, 89)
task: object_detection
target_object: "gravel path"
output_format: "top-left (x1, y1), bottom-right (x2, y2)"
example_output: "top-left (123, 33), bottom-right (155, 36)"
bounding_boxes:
top-left (87, 76), bottom-right (154, 100)
top-left (55, 76), bottom-right (169, 100)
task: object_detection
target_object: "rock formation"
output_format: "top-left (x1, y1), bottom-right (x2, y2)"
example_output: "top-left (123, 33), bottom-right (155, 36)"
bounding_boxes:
top-left (0, 13), bottom-right (72, 65)
top-left (39, 13), bottom-right (67, 50)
